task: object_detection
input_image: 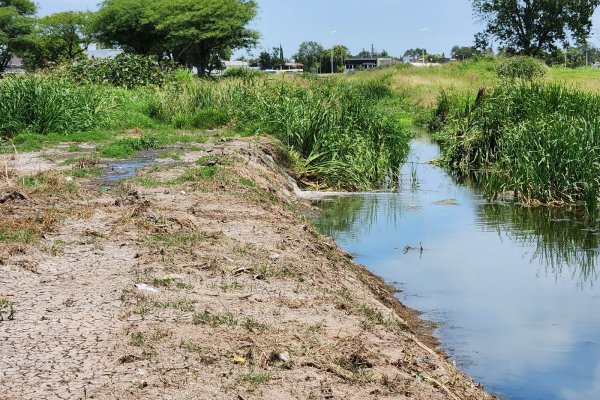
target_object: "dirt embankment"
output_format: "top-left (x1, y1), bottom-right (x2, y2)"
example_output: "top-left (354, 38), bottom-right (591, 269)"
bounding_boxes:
top-left (0, 136), bottom-right (492, 400)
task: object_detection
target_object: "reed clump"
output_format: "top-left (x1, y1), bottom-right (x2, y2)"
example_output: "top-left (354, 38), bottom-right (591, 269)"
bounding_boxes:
top-left (145, 76), bottom-right (411, 189)
top-left (0, 76), bottom-right (108, 137)
top-left (433, 82), bottom-right (600, 209)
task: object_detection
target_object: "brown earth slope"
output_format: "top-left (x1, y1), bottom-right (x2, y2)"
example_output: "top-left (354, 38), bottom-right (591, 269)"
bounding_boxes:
top-left (0, 136), bottom-right (493, 400)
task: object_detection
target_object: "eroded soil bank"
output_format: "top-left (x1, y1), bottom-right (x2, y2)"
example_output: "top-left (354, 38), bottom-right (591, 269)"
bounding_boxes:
top-left (0, 135), bottom-right (491, 399)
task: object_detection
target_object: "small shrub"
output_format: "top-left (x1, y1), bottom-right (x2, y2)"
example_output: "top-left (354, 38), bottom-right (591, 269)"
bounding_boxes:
top-left (222, 67), bottom-right (261, 78)
top-left (57, 54), bottom-right (176, 88)
top-left (497, 56), bottom-right (547, 80)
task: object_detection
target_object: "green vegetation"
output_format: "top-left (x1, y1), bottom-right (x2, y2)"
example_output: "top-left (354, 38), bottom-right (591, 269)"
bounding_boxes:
top-left (238, 370), bottom-right (271, 384)
top-left (58, 54), bottom-right (174, 88)
top-left (0, 76), bottom-right (106, 136)
top-left (0, 298), bottom-right (15, 321)
top-left (91, 0), bottom-right (258, 76)
top-left (0, 227), bottom-right (37, 244)
top-left (433, 82), bottom-right (600, 209)
top-left (193, 311), bottom-right (237, 327)
top-left (349, 58), bottom-right (600, 210)
top-left (0, 70), bottom-right (410, 190)
top-left (497, 56), bottom-right (548, 80)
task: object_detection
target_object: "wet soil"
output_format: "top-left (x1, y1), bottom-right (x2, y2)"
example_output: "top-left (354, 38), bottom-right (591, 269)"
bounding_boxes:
top-left (0, 135), bottom-right (492, 400)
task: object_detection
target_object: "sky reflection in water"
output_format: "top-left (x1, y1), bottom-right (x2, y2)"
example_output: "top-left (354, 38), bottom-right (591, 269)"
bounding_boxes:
top-left (315, 137), bottom-right (600, 400)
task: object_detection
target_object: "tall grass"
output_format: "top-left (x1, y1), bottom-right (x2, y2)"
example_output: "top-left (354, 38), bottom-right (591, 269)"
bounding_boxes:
top-left (0, 74), bottom-right (410, 191)
top-left (433, 82), bottom-right (600, 208)
top-left (0, 76), bottom-right (107, 136)
top-left (145, 76), bottom-right (411, 189)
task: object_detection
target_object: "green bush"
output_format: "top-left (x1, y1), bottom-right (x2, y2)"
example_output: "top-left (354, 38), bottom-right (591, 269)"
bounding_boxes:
top-left (497, 56), bottom-right (548, 80)
top-left (0, 76), bottom-right (107, 137)
top-left (222, 67), bottom-right (261, 78)
top-left (57, 54), bottom-right (175, 88)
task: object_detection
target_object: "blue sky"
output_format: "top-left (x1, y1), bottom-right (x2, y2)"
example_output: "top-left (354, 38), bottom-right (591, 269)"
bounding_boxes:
top-left (37, 0), bottom-right (600, 58)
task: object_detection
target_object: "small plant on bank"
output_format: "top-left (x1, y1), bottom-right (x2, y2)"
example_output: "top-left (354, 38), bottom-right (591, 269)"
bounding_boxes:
top-left (193, 311), bottom-right (237, 327)
top-left (0, 298), bottom-right (15, 321)
top-left (238, 370), bottom-right (271, 384)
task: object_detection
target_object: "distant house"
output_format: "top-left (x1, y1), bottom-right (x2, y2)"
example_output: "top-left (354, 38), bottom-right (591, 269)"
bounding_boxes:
top-left (5, 56), bottom-right (25, 74)
top-left (343, 57), bottom-right (398, 73)
top-left (84, 43), bottom-right (122, 59)
top-left (223, 60), bottom-right (250, 69)
top-left (277, 62), bottom-right (303, 74)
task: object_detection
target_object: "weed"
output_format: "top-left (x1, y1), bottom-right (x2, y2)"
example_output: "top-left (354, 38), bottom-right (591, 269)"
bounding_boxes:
top-left (0, 228), bottom-right (37, 244)
top-left (0, 76), bottom-right (107, 137)
top-left (48, 240), bottom-right (66, 256)
top-left (254, 265), bottom-right (304, 282)
top-left (99, 135), bottom-right (158, 158)
top-left (141, 347), bottom-right (157, 359)
top-left (238, 370), bottom-right (271, 384)
top-left (179, 340), bottom-right (217, 364)
top-left (173, 166), bottom-right (219, 183)
top-left (130, 332), bottom-right (145, 347)
top-left (242, 317), bottom-right (270, 333)
top-left (192, 311), bottom-right (237, 327)
top-left (158, 150), bottom-right (182, 160)
top-left (220, 282), bottom-right (243, 292)
top-left (239, 177), bottom-right (257, 187)
top-left (0, 298), bottom-right (15, 321)
top-left (70, 167), bottom-right (102, 178)
top-left (434, 82), bottom-right (600, 209)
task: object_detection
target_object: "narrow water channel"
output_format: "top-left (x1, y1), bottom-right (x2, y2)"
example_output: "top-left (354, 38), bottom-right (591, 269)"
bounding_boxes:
top-left (314, 135), bottom-right (600, 400)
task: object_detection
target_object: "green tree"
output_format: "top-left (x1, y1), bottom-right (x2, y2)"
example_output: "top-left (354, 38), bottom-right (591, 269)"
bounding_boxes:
top-left (451, 45), bottom-right (476, 60)
top-left (403, 48), bottom-right (427, 61)
top-left (150, 0), bottom-right (258, 75)
top-left (256, 50), bottom-right (273, 69)
top-left (472, 0), bottom-right (600, 57)
top-left (22, 11), bottom-right (91, 69)
top-left (321, 44), bottom-right (350, 73)
top-left (293, 40), bottom-right (323, 72)
top-left (91, 0), bottom-right (165, 55)
top-left (0, 0), bottom-right (36, 72)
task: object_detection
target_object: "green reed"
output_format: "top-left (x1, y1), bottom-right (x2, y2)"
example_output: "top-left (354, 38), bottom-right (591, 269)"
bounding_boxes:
top-left (0, 76), bottom-right (108, 137)
top-left (433, 82), bottom-right (600, 209)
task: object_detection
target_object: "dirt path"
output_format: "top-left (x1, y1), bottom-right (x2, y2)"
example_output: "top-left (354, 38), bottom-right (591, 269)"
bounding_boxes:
top-left (0, 137), bottom-right (493, 400)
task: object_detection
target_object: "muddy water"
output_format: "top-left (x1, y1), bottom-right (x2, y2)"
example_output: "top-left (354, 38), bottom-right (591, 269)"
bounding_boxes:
top-left (315, 136), bottom-right (600, 400)
top-left (100, 150), bottom-right (176, 183)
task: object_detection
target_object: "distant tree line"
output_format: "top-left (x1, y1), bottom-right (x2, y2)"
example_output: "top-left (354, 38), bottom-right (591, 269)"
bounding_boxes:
top-left (243, 41), bottom-right (392, 73)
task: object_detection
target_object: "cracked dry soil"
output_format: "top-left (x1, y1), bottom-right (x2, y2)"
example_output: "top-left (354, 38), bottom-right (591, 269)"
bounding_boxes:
top-left (0, 136), bottom-right (492, 400)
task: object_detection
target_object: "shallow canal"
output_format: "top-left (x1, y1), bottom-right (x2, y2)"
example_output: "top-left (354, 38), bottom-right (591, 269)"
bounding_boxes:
top-left (315, 135), bottom-right (600, 400)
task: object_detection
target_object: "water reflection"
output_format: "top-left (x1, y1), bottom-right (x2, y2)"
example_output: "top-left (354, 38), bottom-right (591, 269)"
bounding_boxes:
top-left (478, 205), bottom-right (599, 288)
top-left (314, 137), bottom-right (600, 399)
top-left (317, 195), bottom-right (600, 287)
top-left (317, 195), bottom-right (404, 240)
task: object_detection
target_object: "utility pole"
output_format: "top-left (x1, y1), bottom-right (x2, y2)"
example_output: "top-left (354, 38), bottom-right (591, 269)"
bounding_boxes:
top-left (422, 49), bottom-right (425, 64)
top-left (371, 44), bottom-right (374, 57)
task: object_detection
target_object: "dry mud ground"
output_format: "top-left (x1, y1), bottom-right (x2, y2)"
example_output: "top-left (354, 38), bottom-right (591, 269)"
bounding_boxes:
top-left (0, 136), bottom-right (492, 400)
